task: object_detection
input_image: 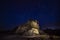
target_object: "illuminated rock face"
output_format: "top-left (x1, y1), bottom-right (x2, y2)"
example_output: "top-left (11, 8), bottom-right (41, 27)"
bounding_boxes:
top-left (15, 19), bottom-right (40, 36)
top-left (23, 28), bottom-right (40, 36)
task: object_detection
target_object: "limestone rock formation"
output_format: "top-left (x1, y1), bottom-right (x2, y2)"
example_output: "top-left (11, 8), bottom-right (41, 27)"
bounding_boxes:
top-left (15, 19), bottom-right (40, 36)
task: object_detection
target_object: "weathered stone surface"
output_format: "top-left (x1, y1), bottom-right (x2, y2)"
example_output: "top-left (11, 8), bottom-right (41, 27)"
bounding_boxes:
top-left (15, 19), bottom-right (40, 36)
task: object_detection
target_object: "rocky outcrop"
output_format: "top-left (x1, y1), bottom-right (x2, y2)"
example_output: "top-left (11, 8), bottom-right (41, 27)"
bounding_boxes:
top-left (15, 19), bottom-right (40, 36)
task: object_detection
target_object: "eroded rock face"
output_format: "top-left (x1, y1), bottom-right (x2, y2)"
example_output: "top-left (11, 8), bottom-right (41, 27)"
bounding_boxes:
top-left (15, 19), bottom-right (40, 36)
top-left (23, 28), bottom-right (40, 36)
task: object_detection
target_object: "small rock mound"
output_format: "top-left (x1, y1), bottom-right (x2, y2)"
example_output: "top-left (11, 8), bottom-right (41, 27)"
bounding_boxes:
top-left (15, 19), bottom-right (40, 36)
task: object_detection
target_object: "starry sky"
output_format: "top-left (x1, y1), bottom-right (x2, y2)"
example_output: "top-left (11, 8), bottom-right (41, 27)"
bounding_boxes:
top-left (0, 0), bottom-right (60, 30)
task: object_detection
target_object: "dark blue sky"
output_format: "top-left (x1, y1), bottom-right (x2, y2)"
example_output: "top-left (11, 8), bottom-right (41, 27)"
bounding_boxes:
top-left (0, 0), bottom-right (60, 30)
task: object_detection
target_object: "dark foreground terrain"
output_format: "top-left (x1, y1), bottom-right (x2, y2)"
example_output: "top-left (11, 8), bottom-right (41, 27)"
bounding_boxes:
top-left (0, 29), bottom-right (60, 40)
top-left (0, 33), bottom-right (60, 40)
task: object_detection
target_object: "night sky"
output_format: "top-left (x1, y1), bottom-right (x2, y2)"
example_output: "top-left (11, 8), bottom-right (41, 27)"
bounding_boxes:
top-left (0, 0), bottom-right (60, 30)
